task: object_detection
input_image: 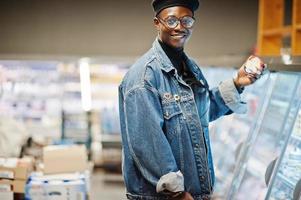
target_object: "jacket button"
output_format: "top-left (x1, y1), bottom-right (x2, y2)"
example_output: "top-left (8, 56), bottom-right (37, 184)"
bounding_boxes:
top-left (174, 94), bottom-right (180, 101)
top-left (200, 176), bottom-right (205, 180)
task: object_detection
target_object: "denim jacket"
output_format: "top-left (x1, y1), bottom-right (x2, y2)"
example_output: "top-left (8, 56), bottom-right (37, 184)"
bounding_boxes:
top-left (118, 38), bottom-right (247, 199)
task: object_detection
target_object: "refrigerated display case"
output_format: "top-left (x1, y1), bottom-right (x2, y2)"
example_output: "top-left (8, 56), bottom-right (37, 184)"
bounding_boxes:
top-left (265, 82), bottom-right (301, 200)
top-left (202, 66), bottom-right (273, 199)
top-left (226, 72), bottom-right (301, 200)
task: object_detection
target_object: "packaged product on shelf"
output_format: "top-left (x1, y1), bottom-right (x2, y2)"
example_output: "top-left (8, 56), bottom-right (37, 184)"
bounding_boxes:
top-left (25, 171), bottom-right (89, 200)
top-left (43, 145), bottom-right (88, 174)
top-left (27, 180), bottom-right (86, 200)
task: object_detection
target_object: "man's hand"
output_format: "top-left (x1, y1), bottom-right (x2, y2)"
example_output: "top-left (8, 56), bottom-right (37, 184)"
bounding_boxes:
top-left (173, 192), bottom-right (194, 200)
top-left (234, 55), bottom-right (266, 88)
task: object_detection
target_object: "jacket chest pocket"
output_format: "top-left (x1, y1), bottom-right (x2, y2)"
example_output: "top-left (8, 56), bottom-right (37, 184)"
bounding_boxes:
top-left (162, 101), bottom-right (182, 119)
top-left (161, 99), bottom-right (183, 140)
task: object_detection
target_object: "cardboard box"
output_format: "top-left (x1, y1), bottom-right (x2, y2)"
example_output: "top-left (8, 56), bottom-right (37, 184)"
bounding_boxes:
top-left (43, 145), bottom-right (88, 174)
top-left (0, 157), bottom-right (34, 180)
top-left (0, 179), bottom-right (26, 193)
top-left (0, 191), bottom-right (13, 200)
top-left (0, 166), bottom-right (29, 180)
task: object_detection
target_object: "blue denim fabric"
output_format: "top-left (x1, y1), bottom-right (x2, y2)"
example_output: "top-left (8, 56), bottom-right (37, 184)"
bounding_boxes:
top-left (119, 38), bottom-right (246, 199)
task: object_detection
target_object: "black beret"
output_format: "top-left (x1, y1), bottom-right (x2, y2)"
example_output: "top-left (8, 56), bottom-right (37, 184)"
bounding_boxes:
top-left (152, 0), bottom-right (199, 15)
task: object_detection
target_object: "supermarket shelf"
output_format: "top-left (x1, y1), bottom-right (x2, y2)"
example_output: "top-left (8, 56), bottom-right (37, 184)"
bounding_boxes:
top-left (91, 75), bottom-right (123, 84)
top-left (101, 134), bottom-right (121, 143)
top-left (277, 173), bottom-right (294, 189)
top-left (101, 134), bottom-right (122, 148)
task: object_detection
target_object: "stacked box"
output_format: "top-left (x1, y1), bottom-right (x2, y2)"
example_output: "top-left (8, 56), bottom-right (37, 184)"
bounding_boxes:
top-left (43, 145), bottom-right (88, 174)
top-left (0, 157), bottom-right (34, 199)
top-left (25, 145), bottom-right (90, 199)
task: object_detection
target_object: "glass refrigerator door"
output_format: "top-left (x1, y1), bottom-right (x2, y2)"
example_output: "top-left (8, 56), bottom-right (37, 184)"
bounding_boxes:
top-left (266, 78), bottom-right (301, 200)
top-left (227, 72), bottom-right (301, 200)
top-left (208, 69), bottom-right (272, 199)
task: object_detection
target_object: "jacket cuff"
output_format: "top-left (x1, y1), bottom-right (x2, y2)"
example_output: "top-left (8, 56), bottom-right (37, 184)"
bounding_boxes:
top-left (218, 79), bottom-right (247, 114)
top-left (156, 171), bottom-right (184, 193)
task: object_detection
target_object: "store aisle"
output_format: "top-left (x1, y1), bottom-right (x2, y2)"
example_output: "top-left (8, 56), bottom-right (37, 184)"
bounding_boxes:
top-left (91, 169), bottom-right (125, 200)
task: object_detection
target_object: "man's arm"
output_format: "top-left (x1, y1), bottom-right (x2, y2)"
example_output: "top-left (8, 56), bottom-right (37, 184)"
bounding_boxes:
top-left (207, 56), bottom-right (266, 122)
top-left (207, 79), bottom-right (246, 122)
top-left (121, 85), bottom-right (184, 194)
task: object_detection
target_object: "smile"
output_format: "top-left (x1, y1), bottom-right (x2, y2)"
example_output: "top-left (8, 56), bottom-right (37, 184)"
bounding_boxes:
top-left (171, 34), bottom-right (187, 39)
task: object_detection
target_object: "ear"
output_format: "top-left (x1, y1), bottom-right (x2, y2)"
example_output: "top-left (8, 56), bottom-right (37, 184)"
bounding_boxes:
top-left (153, 17), bottom-right (160, 30)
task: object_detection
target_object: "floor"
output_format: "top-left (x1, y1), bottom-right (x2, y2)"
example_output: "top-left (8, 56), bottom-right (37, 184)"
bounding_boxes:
top-left (91, 169), bottom-right (126, 200)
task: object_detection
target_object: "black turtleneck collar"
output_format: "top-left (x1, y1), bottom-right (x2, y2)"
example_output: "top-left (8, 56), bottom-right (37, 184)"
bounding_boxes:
top-left (158, 39), bottom-right (185, 71)
top-left (158, 39), bottom-right (198, 86)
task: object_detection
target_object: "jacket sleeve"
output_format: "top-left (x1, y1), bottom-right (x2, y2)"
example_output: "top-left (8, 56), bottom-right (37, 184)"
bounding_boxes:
top-left (208, 79), bottom-right (247, 122)
top-left (120, 85), bottom-right (184, 193)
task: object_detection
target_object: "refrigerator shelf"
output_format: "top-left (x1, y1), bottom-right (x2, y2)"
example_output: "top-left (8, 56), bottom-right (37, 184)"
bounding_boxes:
top-left (277, 173), bottom-right (295, 189)
top-left (291, 135), bottom-right (301, 145)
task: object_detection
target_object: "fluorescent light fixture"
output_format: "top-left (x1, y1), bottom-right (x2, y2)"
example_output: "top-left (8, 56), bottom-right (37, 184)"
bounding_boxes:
top-left (79, 58), bottom-right (92, 111)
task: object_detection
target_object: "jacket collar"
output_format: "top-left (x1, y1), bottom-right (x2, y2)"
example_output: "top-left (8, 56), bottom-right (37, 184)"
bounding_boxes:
top-left (152, 38), bottom-right (175, 73)
top-left (152, 38), bottom-right (203, 81)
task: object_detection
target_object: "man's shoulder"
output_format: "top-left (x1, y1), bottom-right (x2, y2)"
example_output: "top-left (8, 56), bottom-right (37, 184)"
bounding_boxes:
top-left (132, 50), bottom-right (157, 71)
top-left (120, 49), bottom-right (162, 91)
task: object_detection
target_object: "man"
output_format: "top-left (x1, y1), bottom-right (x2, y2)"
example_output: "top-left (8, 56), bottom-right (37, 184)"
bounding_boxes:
top-left (118, 0), bottom-right (265, 199)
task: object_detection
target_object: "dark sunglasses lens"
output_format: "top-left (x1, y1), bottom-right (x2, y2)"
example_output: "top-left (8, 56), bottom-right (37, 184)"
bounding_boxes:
top-left (181, 16), bottom-right (195, 28)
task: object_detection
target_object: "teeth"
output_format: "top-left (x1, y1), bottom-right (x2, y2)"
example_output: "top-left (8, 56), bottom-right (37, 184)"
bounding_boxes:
top-left (172, 35), bottom-right (185, 38)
